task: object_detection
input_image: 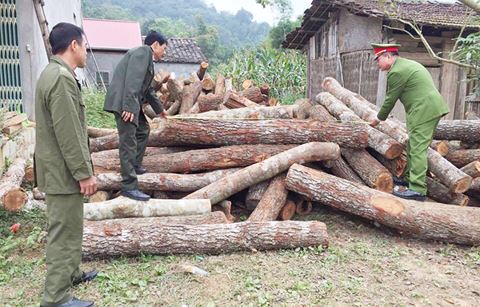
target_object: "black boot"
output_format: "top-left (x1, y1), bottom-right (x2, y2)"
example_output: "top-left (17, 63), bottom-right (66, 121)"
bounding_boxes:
top-left (393, 188), bottom-right (426, 201)
top-left (121, 189), bottom-right (151, 201)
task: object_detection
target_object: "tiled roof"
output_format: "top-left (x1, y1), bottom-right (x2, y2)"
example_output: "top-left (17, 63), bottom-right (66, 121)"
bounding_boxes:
top-left (283, 0), bottom-right (480, 49)
top-left (160, 38), bottom-right (207, 64)
top-left (83, 18), bottom-right (142, 51)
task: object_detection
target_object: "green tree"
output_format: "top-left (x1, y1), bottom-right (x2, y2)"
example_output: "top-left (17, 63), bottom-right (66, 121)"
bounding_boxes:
top-left (267, 17), bottom-right (301, 49)
top-left (454, 32), bottom-right (480, 97)
top-left (142, 17), bottom-right (192, 38)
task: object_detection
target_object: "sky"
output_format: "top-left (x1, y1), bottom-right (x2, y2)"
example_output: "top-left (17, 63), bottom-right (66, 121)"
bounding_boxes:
top-left (203, 0), bottom-right (312, 25)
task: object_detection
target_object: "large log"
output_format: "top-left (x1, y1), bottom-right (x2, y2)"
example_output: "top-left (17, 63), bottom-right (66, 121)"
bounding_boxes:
top-left (179, 81), bottom-right (202, 114)
top-left (294, 98), bottom-right (314, 119)
top-left (174, 106), bottom-right (297, 120)
top-left (167, 78), bottom-right (183, 102)
top-left (322, 77), bottom-right (472, 193)
top-left (197, 61), bottom-right (208, 80)
top-left (240, 87), bottom-right (264, 104)
top-left (82, 220), bottom-right (329, 259)
top-left (214, 73), bottom-right (226, 95)
top-left (435, 120), bottom-right (480, 142)
top-left (341, 148), bottom-right (393, 193)
top-left (91, 147), bottom-right (187, 162)
top-left (196, 93), bottom-right (224, 112)
top-left (430, 140), bottom-right (449, 156)
top-left (224, 91), bottom-right (260, 108)
top-left (87, 126), bottom-right (116, 138)
top-left (96, 168), bottom-right (241, 192)
top-left (317, 92), bottom-right (403, 159)
top-left (93, 144), bottom-right (294, 173)
top-left (83, 196), bottom-right (211, 221)
top-left (369, 149), bottom-right (407, 178)
top-left (90, 118), bottom-right (369, 152)
top-left (245, 179), bottom-right (271, 210)
top-left (184, 142), bottom-right (340, 204)
top-left (0, 158), bottom-right (28, 212)
top-left (426, 177), bottom-right (469, 206)
top-left (248, 174), bottom-right (288, 221)
top-left (324, 158), bottom-right (365, 184)
top-left (445, 149), bottom-right (480, 168)
top-left (286, 164), bottom-right (480, 245)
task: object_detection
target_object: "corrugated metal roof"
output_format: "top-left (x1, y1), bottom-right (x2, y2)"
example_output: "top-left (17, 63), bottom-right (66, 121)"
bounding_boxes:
top-left (83, 18), bottom-right (142, 51)
top-left (160, 38), bottom-right (207, 64)
top-left (283, 0), bottom-right (480, 49)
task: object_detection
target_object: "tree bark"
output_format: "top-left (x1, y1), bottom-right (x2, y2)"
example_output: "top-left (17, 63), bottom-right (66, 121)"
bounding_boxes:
top-left (196, 93), bottom-right (224, 113)
top-left (225, 78), bottom-right (234, 92)
top-left (201, 75), bottom-right (215, 92)
top-left (240, 87), bottom-right (264, 104)
top-left (91, 146), bottom-right (187, 162)
top-left (465, 111), bottom-right (480, 120)
top-left (90, 118), bottom-right (369, 152)
top-left (23, 165), bottom-right (34, 185)
top-left (96, 168), bottom-right (241, 192)
top-left (294, 98), bottom-right (314, 119)
top-left (88, 191), bottom-right (110, 203)
top-left (426, 177), bottom-right (469, 206)
top-left (324, 158), bottom-right (365, 184)
top-left (93, 145), bottom-right (294, 173)
top-left (308, 105), bottom-right (334, 121)
top-left (167, 78), bottom-right (184, 102)
top-left (179, 81), bottom-right (203, 114)
top-left (87, 126), bottom-right (116, 138)
top-left (435, 120), bottom-right (480, 142)
top-left (245, 179), bottom-right (271, 210)
top-left (212, 200), bottom-right (235, 222)
top-left (322, 77), bottom-right (472, 193)
top-left (166, 100), bottom-right (181, 116)
top-left (83, 197), bottom-right (211, 221)
top-left (287, 164), bottom-right (480, 245)
top-left (197, 61), bottom-right (208, 80)
top-left (82, 220), bottom-right (329, 259)
top-left (461, 161), bottom-right (480, 178)
top-left (445, 149), bottom-right (480, 168)
top-left (175, 106), bottom-right (297, 120)
top-left (317, 92), bottom-right (404, 159)
top-left (0, 158), bottom-right (28, 212)
top-left (184, 142), bottom-right (340, 205)
top-left (248, 174), bottom-right (288, 221)
top-left (369, 149), bottom-right (407, 178)
top-left (341, 148), bottom-right (393, 193)
top-left (224, 91), bottom-right (260, 108)
top-left (215, 73), bottom-right (225, 95)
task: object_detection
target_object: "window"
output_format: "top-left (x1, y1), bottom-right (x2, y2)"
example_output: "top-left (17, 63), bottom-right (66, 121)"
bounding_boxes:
top-left (96, 71), bottom-right (109, 87)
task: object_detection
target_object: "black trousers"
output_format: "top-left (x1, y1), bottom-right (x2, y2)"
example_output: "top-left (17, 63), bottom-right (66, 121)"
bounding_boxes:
top-left (114, 110), bottom-right (150, 191)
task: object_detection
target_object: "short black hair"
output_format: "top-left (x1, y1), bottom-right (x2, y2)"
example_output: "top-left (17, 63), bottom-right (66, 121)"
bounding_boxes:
top-left (385, 51), bottom-right (399, 57)
top-left (49, 22), bottom-right (84, 55)
top-left (144, 31), bottom-right (168, 46)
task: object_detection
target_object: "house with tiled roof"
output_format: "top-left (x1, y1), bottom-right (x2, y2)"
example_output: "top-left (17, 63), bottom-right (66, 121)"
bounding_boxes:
top-left (83, 18), bottom-right (142, 88)
top-left (283, 0), bottom-right (480, 120)
top-left (155, 38), bottom-right (207, 79)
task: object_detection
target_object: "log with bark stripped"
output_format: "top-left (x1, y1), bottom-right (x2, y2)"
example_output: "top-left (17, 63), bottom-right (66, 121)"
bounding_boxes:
top-left (96, 168), bottom-right (241, 192)
top-left (286, 164), bottom-right (480, 245)
top-left (83, 196), bottom-right (211, 221)
top-left (322, 77), bottom-right (472, 193)
top-left (93, 144), bottom-right (294, 173)
top-left (316, 92), bottom-right (403, 159)
top-left (0, 158), bottom-right (28, 212)
top-left (90, 118), bottom-right (369, 152)
top-left (184, 142), bottom-right (340, 205)
top-left (82, 220), bottom-right (329, 259)
top-left (248, 174), bottom-right (288, 221)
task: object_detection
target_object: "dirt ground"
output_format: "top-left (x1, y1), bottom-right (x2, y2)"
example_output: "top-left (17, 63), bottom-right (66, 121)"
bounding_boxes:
top-left (1, 205), bottom-right (479, 306)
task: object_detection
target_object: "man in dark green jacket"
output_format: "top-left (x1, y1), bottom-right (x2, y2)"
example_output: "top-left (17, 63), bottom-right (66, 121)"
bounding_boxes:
top-left (370, 43), bottom-right (449, 201)
top-left (35, 23), bottom-right (97, 307)
top-left (104, 31), bottom-right (167, 201)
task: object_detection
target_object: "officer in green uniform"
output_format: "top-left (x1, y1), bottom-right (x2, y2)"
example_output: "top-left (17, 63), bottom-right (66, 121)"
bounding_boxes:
top-left (370, 43), bottom-right (449, 201)
top-left (104, 31), bottom-right (167, 201)
top-left (35, 23), bottom-right (98, 307)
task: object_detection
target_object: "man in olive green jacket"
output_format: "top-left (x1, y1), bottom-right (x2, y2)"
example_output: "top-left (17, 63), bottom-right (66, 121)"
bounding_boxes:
top-left (104, 31), bottom-right (167, 201)
top-left (35, 23), bottom-right (97, 307)
top-left (370, 43), bottom-right (449, 201)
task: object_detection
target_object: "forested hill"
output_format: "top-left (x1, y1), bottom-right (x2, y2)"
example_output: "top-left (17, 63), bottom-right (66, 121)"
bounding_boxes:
top-left (82, 0), bottom-right (271, 64)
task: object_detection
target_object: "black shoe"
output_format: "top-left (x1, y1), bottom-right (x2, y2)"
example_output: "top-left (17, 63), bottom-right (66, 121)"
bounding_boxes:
top-left (135, 165), bottom-right (147, 175)
top-left (121, 189), bottom-right (151, 201)
top-left (50, 297), bottom-right (94, 307)
top-left (393, 188), bottom-right (426, 201)
top-left (393, 176), bottom-right (408, 186)
top-left (72, 270), bottom-right (98, 286)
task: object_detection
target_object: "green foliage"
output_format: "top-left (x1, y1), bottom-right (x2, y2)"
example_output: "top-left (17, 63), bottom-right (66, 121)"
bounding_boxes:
top-left (81, 0), bottom-right (134, 20)
top-left (267, 17), bottom-right (302, 49)
top-left (454, 32), bottom-right (480, 97)
top-left (82, 89), bottom-right (116, 128)
top-left (217, 47), bottom-right (307, 104)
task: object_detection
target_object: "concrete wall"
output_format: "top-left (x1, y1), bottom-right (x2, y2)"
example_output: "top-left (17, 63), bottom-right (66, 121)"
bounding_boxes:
top-left (85, 50), bottom-right (126, 88)
top-left (155, 62), bottom-right (199, 79)
top-left (17, 0), bottom-right (83, 119)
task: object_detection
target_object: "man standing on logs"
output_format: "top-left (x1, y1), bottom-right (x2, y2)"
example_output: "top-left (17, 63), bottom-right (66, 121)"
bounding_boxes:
top-left (369, 43), bottom-right (449, 201)
top-left (35, 23), bottom-right (97, 307)
top-left (104, 31), bottom-right (168, 201)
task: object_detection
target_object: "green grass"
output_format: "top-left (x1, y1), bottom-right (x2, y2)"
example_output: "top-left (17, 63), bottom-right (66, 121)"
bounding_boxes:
top-left (82, 89), bottom-right (116, 128)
